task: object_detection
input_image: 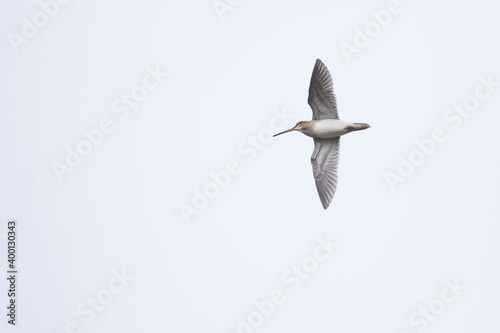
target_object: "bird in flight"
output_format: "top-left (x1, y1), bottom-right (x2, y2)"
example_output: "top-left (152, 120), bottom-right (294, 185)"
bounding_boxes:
top-left (273, 59), bottom-right (370, 209)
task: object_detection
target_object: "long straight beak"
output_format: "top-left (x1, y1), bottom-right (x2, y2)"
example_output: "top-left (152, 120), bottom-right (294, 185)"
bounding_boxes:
top-left (273, 127), bottom-right (295, 137)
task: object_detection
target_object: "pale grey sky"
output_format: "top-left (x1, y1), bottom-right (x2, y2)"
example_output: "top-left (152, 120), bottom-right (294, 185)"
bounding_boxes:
top-left (1, 0), bottom-right (499, 332)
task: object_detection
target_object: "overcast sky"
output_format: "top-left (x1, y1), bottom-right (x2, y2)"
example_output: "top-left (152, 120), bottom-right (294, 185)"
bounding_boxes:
top-left (1, 0), bottom-right (500, 332)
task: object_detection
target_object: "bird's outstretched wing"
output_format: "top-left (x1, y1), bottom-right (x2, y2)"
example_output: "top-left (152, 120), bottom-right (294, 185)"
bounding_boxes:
top-left (311, 137), bottom-right (340, 209)
top-left (308, 59), bottom-right (338, 120)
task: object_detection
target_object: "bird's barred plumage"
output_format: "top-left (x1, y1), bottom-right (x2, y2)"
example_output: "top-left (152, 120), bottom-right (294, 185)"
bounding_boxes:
top-left (309, 59), bottom-right (341, 209)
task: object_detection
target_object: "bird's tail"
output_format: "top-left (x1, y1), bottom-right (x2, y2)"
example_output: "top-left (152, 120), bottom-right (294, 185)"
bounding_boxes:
top-left (346, 123), bottom-right (370, 132)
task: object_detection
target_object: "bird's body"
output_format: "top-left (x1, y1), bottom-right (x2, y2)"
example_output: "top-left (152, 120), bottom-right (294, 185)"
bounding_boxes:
top-left (273, 59), bottom-right (369, 209)
top-left (295, 119), bottom-right (369, 139)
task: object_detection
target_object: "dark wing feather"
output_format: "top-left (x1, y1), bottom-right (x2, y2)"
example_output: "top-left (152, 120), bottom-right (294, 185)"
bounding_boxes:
top-left (311, 137), bottom-right (340, 209)
top-left (308, 59), bottom-right (338, 120)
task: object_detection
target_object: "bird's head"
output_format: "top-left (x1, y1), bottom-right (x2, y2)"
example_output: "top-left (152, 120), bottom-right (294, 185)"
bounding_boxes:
top-left (273, 121), bottom-right (307, 137)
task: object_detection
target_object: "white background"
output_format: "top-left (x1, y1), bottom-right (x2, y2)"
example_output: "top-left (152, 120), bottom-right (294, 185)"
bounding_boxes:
top-left (1, 0), bottom-right (499, 332)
